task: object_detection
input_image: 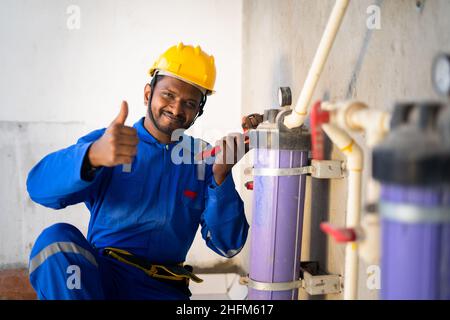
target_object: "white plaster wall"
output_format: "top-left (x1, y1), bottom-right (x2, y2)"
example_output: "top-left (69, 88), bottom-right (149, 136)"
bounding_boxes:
top-left (0, 0), bottom-right (243, 270)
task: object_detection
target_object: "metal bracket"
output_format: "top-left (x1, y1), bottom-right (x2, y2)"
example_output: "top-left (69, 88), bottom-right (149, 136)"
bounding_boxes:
top-left (244, 160), bottom-right (344, 179)
top-left (239, 261), bottom-right (342, 296)
top-left (300, 261), bottom-right (342, 296)
top-left (244, 166), bottom-right (311, 177)
top-left (241, 277), bottom-right (303, 292)
top-left (310, 160), bottom-right (344, 179)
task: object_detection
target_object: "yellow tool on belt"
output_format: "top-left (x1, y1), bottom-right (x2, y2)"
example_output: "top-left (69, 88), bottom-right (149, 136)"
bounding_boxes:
top-left (103, 247), bottom-right (203, 284)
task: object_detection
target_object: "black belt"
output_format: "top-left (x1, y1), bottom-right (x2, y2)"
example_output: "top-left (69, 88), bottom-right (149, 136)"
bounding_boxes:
top-left (102, 247), bottom-right (203, 288)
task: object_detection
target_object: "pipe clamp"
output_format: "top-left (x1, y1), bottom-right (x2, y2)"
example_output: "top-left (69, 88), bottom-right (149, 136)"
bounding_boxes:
top-left (241, 277), bottom-right (303, 291)
top-left (245, 166), bottom-right (311, 177)
top-left (245, 160), bottom-right (344, 179)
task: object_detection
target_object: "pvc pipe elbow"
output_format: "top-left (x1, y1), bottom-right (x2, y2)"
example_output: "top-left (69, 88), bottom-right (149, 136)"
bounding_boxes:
top-left (322, 123), bottom-right (363, 171)
top-left (283, 112), bottom-right (306, 129)
top-left (322, 123), bottom-right (352, 148)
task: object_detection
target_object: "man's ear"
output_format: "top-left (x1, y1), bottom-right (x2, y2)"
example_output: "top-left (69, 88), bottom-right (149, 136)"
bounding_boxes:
top-left (144, 83), bottom-right (151, 106)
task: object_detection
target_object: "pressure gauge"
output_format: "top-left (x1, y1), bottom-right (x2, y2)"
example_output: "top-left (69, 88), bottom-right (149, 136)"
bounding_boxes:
top-left (278, 87), bottom-right (292, 107)
top-left (432, 53), bottom-right (450, 97)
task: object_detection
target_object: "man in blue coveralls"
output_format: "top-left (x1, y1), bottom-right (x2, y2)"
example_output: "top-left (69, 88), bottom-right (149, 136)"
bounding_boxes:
top-left (26, 43), bottom-right (263, 300)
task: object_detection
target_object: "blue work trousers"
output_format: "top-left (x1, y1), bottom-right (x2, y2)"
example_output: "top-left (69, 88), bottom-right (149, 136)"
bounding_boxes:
top-left (29, 223), bottom-right (190, 300)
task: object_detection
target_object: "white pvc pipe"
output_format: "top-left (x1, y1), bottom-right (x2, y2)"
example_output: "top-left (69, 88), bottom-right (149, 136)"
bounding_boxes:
top-left (344, 169), bottom-right (362, 300)
top-left (284, 0), bottom-right (350, 129)
top-left (322, 123), bottom-right (363, 300)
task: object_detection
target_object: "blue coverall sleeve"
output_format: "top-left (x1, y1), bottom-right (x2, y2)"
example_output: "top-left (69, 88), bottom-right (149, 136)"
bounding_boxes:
top-left (26, 129), bottom-right (106, 210)
top-left (200, 168), bottom-right (249, 258)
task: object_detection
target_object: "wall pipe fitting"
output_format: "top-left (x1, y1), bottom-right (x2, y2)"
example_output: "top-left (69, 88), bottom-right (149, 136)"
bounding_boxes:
top-left (322, 101), bottom-right (390, 267)
top-left (322, 101), bottom-right (391, 147)
top-left (284, 0), bottom-right (350, 129)
top-left (321, 123), bottom-right (363, 300)
top-left (320, 214), bottom-right (380, 266)
top-left (322, 101), bottom-right (391, 299)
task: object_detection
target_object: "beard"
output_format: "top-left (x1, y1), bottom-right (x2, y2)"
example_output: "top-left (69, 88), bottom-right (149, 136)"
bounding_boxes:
top-left (148, 105), bottom-right (191, 136)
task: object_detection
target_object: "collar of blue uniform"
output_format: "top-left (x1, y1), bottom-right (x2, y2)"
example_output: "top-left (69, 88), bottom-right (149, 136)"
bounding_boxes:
top-left (134, 117), bottom-right (195, 154)
top-left (134, 117), bottom-right (157, 144)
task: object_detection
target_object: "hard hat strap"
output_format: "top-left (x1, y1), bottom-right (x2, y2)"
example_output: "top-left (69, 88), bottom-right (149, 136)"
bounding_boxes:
top-left (147, 74), bottom-right (164, 133)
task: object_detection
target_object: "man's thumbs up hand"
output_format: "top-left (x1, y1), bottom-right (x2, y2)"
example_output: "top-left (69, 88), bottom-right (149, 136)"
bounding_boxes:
top-left (88, 101), bottom-right (139, 168)
top-left (111, 100), bottom-right (129, 126)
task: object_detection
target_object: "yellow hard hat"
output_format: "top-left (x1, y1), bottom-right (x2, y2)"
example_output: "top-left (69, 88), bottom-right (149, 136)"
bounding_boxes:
top-left (149, 42), bottom-right (216, 95)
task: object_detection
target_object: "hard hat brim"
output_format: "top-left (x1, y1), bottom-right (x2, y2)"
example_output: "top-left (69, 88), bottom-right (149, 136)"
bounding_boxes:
top-left (150, 69), bottom-right (215, 96)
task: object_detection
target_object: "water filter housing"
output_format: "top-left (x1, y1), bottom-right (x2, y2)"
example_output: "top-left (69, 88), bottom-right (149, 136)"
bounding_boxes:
top-left (373, 102), bottom-right (450, 299)
top-left (247, 109), bottom-right (311, 300)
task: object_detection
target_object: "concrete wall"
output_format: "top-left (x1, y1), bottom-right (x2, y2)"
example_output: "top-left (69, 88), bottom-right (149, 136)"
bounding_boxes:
top-left (0, 0), bottom-right (243, 271)
top-left (241, 0), bottom-right (450, 299)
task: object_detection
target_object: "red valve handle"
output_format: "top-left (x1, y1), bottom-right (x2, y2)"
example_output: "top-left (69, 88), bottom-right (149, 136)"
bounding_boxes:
top-left (320, 222), bottom-right (357, 243)
top-left (310, 101), bottom-right (330, 160)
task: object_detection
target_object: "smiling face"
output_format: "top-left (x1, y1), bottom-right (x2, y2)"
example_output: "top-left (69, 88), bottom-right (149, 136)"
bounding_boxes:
top-left (144, 75), bottom-right (203, 143)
